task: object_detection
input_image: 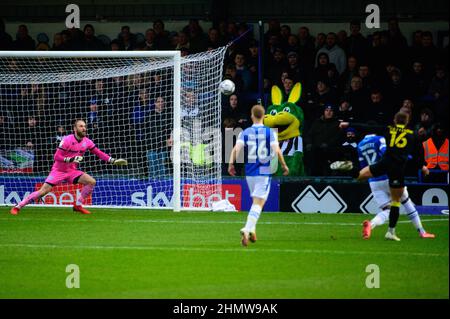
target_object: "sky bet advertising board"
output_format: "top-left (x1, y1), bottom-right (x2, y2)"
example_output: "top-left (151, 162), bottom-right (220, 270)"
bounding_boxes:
top-left (0, 177), bottom-right (280, 212)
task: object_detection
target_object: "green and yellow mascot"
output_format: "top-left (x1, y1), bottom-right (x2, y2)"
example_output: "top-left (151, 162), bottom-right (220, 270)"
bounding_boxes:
top-left (263, 82), bottom-right (305, 176)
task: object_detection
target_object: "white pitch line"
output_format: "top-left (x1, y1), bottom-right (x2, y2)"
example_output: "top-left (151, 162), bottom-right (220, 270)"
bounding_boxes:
top-left (0, 217), bottom-right (448, 226)
top-left (0, 243), bottom-right (446, 258)
top-left (413, 219), bottom-right (449, 223)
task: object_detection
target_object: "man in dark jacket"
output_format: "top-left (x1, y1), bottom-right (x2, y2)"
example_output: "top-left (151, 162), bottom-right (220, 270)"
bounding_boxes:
top-left (304, 105), bottom-right (345, 176)
top-left (0, 18), bottom-right (13, 50)
top-left (342, 75), bottom-right (370, 122)
top-left (359, 90), bottom-right (392, 127)
top-left (12, 25), bottom-right (35, 50)
top-left (82, 24), bottom-right (104, 50)
top-left (346, 20), bottom-right (369, 62)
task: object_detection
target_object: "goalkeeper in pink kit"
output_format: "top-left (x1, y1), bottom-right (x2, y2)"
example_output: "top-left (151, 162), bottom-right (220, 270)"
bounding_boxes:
top-left (10, 119), bottom-right (127, 215)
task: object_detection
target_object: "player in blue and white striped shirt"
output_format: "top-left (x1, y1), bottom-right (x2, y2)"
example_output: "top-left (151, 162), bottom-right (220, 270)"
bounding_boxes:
top-left (228, 105), bottom-right (289, 247)
top-left (358, 134), bottom-right (435, 240)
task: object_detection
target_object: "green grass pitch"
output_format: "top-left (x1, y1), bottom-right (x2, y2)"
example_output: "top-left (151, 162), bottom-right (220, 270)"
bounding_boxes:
top-left (0, 207), bottom-right (448, 299)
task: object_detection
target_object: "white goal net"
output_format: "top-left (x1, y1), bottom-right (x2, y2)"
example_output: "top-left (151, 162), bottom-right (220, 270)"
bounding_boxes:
top-left (0, 47), bottom-right (227, 211)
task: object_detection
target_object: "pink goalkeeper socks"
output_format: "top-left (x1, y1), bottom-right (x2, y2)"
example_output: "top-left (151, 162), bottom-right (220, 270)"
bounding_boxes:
top-left (76, 184), bottom-right (94, 206)
top-left (17, 191), bottom-right (41, 208)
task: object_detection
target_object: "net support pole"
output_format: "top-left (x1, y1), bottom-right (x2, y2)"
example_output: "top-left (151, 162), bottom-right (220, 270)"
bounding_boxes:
top-left (172, 51), bottom-right (182, 212)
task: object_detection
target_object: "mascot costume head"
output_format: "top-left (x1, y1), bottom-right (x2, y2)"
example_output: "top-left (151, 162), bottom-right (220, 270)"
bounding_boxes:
top-left (263, 82), bottom-right (305, 176)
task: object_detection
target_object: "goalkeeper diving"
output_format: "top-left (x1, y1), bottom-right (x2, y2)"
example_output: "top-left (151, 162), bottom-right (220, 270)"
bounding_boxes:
top-left (10, 119), bottom-right (127, 215)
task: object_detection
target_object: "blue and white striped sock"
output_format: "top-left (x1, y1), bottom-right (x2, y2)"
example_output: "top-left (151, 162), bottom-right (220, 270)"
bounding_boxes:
top-left (371, 209), bottom-right (389, 229)
top-left (402, 197), bottom-right (425, 234)
top-left (244, 204), bottom-right (262, 233)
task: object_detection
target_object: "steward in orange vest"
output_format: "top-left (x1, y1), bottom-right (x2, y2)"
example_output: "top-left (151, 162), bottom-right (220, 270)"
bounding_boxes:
top-left (423, 125), bottom-right (449, 171)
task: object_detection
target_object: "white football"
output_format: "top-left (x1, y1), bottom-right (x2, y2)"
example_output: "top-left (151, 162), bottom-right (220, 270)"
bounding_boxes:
top-left (219, 79), bottom-right (235, 95)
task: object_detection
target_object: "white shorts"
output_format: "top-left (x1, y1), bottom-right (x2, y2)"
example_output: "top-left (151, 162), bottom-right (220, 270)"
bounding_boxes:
top-left (246, 176), bottom-right (271, 200)
top-left (369, 179), bottom-right (409, 209)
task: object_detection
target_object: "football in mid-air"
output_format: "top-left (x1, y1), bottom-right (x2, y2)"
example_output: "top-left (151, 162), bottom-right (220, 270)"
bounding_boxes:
top-left (219, 79), bottom-right (235, 95)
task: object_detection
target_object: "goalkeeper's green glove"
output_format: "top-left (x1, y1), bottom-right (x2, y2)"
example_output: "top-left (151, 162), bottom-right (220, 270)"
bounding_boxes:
top-left (109, 158), bottom-right (128, 166)
top-left (64, 156), bottom-right (83, 163)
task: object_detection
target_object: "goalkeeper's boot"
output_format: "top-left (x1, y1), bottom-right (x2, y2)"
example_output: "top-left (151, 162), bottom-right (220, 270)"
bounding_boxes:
top-left (240, 228), bottom-right (249, 247)
top-left (362, 220), bottom-right (371, 239)
top-left (420, 231), bottom-right (436, 239)
top-left (73, 205), bottom-right (91, 215)
top-left (10, 207), bottom-right (20, 215)
top-left (249, 231), bottom-right (257, 243)
top-left (385, 231), bottom-right (401, 241)
top-left (330, 160), bottom-right (353, 171)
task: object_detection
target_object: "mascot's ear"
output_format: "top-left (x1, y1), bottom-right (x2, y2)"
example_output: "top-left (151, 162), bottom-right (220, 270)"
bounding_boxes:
top-left (271, 85), bottom-right (283, 106)
top-left (287, 82), bottom-right (302, 104)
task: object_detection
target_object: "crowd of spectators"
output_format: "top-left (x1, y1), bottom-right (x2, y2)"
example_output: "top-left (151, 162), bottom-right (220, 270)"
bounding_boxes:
top-left (0, 17), bottom-right (448, 178)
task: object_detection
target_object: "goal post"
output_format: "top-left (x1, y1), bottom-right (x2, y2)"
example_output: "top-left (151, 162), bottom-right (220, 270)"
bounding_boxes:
top-left (0, 47), bottom-right (227, 211)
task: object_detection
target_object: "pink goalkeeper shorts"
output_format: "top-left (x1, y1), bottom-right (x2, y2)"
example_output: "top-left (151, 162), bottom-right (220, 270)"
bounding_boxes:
top-left (44, 169), bottom-right (85, 186)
